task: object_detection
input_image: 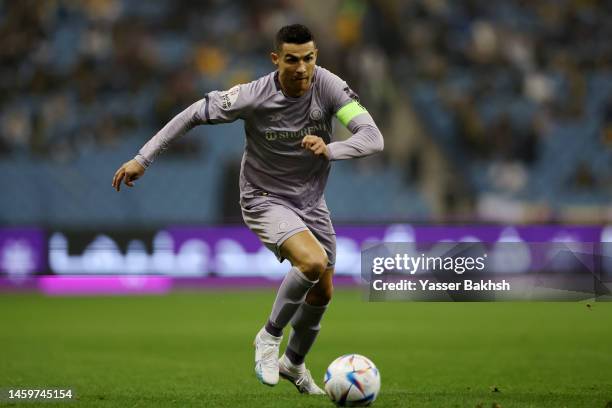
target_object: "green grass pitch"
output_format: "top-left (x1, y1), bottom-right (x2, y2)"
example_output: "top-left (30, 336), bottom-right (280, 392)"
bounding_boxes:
top-left (1, 289), bottom-right (611, 407)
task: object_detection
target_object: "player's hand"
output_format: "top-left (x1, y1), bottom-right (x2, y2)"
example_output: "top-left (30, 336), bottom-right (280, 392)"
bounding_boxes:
top-left (112, 159), bottom-right (145, 191)
top-left (301, 135), bottom-right (329, 160)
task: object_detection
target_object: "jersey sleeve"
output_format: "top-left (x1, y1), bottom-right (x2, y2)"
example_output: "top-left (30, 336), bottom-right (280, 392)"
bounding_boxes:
top-left (202, 82), bottom-right (257, 124)
top-left (316, 67), bottom-right (384, 160)
top-left (317, 67), bottom-right (364, 119)
top-left (134, 82), bottom-right (258, 167)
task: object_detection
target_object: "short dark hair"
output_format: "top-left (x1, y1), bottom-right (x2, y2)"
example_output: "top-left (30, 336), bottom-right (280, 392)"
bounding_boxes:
top-left (274, 24), bottom-right (315, 51)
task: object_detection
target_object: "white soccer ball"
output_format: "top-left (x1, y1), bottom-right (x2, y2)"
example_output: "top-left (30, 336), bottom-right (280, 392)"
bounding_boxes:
top-left (324, 354), bottom-right (381, 407)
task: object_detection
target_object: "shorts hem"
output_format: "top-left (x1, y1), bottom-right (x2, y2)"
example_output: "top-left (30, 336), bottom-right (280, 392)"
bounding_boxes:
top-left (276, 226), bottom-right (309, 250)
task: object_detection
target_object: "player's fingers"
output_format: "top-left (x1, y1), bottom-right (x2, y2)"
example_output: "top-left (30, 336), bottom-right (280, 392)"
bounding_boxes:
top-left (301, 135), bottom-right (315, 148)
top-left (309, 140), bottom-right (323, 152)
top-left (113, 170), bottom-right (125, 191)
top-left (314, 145), bottom-right (326, 155)
top-left (125, 172), bottom-right (136, 187)
top-left (112, 169), bottom-right (120, 187)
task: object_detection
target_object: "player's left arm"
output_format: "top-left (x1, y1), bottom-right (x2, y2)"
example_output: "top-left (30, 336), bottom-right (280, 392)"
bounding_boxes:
top-left (308, 67), bottom-right (383, 160)
top-left (302, 100), bottom-right (383, 160)
top-left (326, 100), bottom-right (384, 160)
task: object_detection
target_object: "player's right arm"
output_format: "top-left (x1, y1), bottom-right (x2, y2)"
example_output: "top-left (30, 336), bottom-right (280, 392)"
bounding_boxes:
top-left (111, 83), bottom-right (254, 191)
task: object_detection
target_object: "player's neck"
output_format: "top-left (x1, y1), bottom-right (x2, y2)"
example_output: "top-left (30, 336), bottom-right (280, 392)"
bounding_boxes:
top-left (281, 83), bottom-right (307, 98)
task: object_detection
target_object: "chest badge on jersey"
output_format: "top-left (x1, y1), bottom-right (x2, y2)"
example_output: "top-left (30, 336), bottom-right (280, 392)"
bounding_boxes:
top-left (309, 107), bottom-right (323, 121)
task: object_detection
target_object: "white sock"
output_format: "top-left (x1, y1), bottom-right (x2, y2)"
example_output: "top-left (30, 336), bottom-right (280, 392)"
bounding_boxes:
top-left (281, 354), bottom-right (305, 373)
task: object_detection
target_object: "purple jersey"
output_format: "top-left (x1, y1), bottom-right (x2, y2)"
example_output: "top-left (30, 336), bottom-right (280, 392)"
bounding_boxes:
top-left (135, 66), bottom-right (383, 210)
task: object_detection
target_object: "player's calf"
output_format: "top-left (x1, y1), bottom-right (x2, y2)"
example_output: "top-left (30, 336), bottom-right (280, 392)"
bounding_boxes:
top-left (305, 279), bottom-right (333, 306)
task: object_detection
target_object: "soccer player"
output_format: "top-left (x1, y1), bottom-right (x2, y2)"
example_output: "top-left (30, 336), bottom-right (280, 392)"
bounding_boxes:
top-left (112, 24), bottom-right (383, 394)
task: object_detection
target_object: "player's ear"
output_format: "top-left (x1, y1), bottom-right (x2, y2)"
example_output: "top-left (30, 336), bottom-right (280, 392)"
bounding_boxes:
top-left (270, 52), bottom-right (279, 66)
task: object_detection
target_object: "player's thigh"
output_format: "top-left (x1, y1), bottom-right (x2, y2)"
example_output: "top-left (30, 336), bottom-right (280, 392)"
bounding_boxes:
top-left (308, 227), bottom-right (336, 268)
top-left (280, 230), bottom-right (329, 280)
top-left (242, 199), bottom-right (308, 261)
top-left (303, 201), bottom-right (337, 268)
top-left (306, 267), bottom-right (334, 306)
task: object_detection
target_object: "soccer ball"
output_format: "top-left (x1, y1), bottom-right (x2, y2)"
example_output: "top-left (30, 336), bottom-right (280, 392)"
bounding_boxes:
top-left (324, 354), bottom-right (381, 406)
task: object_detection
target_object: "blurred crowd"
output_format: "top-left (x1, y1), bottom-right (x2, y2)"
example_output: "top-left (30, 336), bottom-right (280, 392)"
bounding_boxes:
top-left (1, 0), bottom-right (611, 222)
top-left (0, 0), bottom-right (397, 161)
top-left (0, 0), bottom-right (299, 160)
top-left (379, 0), bottom-right (612, 207)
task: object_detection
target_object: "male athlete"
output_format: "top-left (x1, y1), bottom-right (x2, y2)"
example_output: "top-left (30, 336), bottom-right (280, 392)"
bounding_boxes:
top-left (112, 24), bottom-right (383, 394)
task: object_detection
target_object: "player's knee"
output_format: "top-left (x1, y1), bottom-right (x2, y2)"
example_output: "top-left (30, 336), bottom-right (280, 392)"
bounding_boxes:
top-left (296, 252), bottom-right (328, 281)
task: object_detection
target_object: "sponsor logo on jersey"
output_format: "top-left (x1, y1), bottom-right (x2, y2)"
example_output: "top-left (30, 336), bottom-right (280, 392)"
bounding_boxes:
top-left (220, 85), bottom-right (240, 110)
top-left (264, 122), bottom-right (331, 142)
top-left (268, 112), bottom-right (283, 122)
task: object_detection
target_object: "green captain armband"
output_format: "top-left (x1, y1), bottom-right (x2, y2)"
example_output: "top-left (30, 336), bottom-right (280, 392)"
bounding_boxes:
top-left (335, 100), bottom-right (368, 126)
